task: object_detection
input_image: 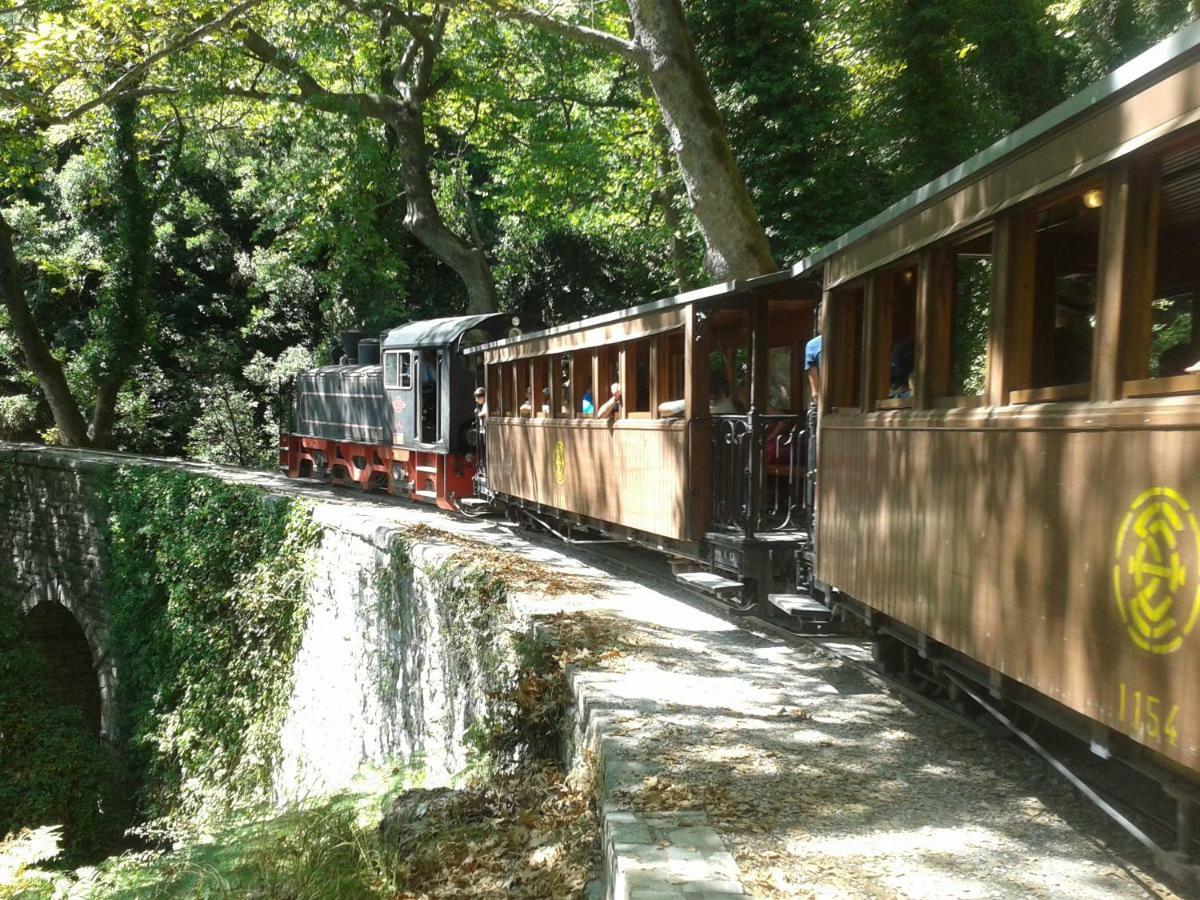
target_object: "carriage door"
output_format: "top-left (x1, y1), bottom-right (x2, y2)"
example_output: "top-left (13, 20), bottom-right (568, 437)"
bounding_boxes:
top-left (417, 349), bottom-right (443, 445)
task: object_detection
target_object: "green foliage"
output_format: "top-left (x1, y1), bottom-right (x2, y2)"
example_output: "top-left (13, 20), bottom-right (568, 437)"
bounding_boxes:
top-left (0, 394), bottom-right (38, 438)
top-left (0, 605), bottom-right (128, 859)
top-left (100, 467), bottom-right (318, 829)
top-left (952, 257), bottom-right (992, 396)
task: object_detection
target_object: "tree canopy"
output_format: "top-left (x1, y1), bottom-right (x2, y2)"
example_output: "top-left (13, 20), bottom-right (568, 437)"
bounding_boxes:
top-left (0, 0), bottom-right (1196, 454)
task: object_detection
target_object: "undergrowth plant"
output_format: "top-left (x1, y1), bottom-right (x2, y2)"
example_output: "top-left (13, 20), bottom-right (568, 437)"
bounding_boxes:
top-left (100, 467), bottom-right (319, 832)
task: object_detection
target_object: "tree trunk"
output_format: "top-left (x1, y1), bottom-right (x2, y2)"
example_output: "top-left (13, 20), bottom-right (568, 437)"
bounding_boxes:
top-left (653, 121), bottom-right (693, 291)
top-left (627, 0), bottom-right (775, 280)
top-left (0, 213), bottom-right (93, 447)
top-left (89, 94), bottom-right (154, 449)
top-left (391, 103), bottom-right (499, 314)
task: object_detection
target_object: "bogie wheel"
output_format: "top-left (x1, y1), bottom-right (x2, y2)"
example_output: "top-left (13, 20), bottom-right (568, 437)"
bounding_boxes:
top-left (872, 632), bottom-right (904, 676)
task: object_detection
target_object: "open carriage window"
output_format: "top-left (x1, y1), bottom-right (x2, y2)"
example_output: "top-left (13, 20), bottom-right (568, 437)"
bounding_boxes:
top-left (948, 232), bottom-right (993, 399)
top-left (657, 330), bottom-right (686, 417)
top-left (567, 349), bottom-right (592, 416)
top-left (1024, 187), bottom-right (1102, 399)
top-left (1144, 143), bottom-right (1200, 388)
top-left (515, 360), bottom-right (531, 418)
top-left (872, 265), bottom-right (917, 407)
top-left (627, 338), bottom-right (653, 416)
top-left (531, 357), bottom-right (550, 418)
top-left (828, 286), bottom-right (864, 410)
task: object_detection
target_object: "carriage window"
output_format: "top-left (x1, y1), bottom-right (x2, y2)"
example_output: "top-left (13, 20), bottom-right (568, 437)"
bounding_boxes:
top-left (628, 338), bottom-right (652, 415)
top-left (516, 361), bottom-right (532, 418)
top-left (532, 357), bottom-right (550, 417)
top-left (572, 349), bottom-right (594, 416)
top-left (881, 266), bottom-right (917, 404)
top-left (1149, 144), bottom-right (1200, 382)
top-left (558, 354), bottom-right (572, 415)
top-left (658, 331), bottom-right (686, 416)
top-left (1029, 188), bottom-right (1101, 393)
top-left (948, 233), bottom-right (993, 397)
top-left (487, 364), bottom-right (502, 416)
top-left (829, 286), bottom-right (864, 410)
top-left (595, 346), bottom-right (620, 415)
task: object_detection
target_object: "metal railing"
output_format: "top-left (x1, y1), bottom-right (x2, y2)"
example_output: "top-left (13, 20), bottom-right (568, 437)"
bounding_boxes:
top-left (710, 413), bottom-right (810, 537)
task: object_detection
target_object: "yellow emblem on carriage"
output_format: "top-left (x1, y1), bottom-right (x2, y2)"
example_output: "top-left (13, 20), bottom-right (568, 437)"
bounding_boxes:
top-left (1113, 487), bottom-right (1200, 655)
top-left (553, 440), bottom-right (567, 485)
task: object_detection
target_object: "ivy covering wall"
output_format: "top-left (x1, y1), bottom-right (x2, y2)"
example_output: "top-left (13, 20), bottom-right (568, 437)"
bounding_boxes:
top-left (100, 468), bottom-right (319, 832)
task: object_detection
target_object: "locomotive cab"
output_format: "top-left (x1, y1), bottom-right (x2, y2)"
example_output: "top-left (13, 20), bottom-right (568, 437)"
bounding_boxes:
top-left (282, 313), bottom-right (508, 509)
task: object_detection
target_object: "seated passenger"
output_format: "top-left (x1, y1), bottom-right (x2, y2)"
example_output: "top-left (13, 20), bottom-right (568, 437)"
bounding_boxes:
top-left (581, 388), bottom-right (594, 416)
top-left (519, 386), bottom-right (533, 417)
top-left (1160, 342), bottom-right (1198, 377)
top-left (541, 387), bottom-right (551, 416)
top-left (596, 382), bottom-right (622, 419)
top-left (1052, 299), bottom-right (1093, 385)
top-left (889, 337), bottom-right (914, 399)
top-left (710, 374), bottom-right (739, 415)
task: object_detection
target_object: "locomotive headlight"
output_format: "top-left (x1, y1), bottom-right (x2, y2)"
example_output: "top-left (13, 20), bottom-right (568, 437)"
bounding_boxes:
top-left (1082, 188), bottom-right (1104, 209)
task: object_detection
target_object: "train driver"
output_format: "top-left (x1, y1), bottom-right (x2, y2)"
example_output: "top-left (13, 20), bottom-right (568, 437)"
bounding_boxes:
top-left (474, 386), bottom-right (487, 419)
top-left (596, 382), bottom-right (622, 418)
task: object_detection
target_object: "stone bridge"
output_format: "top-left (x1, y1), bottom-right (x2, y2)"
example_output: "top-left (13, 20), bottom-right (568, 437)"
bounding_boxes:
top-left (0, 442), bottom-right (529, 795)
top-left (0, 447), bottom-right (117, 739)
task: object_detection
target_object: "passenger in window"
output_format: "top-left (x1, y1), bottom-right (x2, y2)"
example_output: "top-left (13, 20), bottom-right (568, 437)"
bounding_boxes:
top-left (1052, 288), bottom-right (1094, 385)
top-left (710, 373), bottom-right (739, 415)
top-left (519, 386), bottom-right (533, 417)
top-left (597, 382), bottom-right (622, 419)
top-left (581, 388), bottom-right (594, 416)
top-left (541, 387), bottom-right (551, 415)
top-left (474, 386), bottom-right (488, 419)
top-left (1159, 342), bottom-right (1199, 377)
top-left (889, 337), bottom-right (915, 399)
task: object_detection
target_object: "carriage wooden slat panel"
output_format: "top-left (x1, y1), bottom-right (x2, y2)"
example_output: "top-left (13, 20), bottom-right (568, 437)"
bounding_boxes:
top-left (818, 415), bottom-right (1200, 770)
top-left (486, 419), bottom-right (689, 541)
top-left (823, 54), bottom-right (1200, 291)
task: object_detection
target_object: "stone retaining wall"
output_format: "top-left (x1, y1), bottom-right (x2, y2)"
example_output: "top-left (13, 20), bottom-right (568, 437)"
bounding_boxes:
top-left (0, 444), bottom-right (519, 802)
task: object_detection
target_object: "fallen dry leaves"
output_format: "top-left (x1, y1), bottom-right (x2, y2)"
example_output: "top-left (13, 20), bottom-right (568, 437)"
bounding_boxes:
top-left (382, 763), bottom-right (599, 899)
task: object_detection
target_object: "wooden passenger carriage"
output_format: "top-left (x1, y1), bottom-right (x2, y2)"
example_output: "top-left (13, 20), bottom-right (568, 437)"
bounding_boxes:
top-left (802, 19), bottom-right (1200, 854)
top-left (472, 280), bottom-right (819, 604)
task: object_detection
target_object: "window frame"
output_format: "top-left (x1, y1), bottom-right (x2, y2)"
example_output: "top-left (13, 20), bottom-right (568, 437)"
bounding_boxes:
top-left (384, 350), bottom-right (413, 390)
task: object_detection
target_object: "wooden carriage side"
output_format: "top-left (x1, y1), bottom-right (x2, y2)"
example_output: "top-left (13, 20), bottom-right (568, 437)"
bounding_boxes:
top-left (473, 283), bottom-right (818, 570)
top-left (809, 22), bottom-right (1200, 779)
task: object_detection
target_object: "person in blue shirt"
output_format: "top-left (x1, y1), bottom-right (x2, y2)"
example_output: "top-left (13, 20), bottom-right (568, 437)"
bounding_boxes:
top-left (804, 332), bottom-right (822, 409)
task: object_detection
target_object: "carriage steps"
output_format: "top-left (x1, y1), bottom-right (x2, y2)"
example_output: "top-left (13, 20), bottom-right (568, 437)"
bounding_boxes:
top-left (673, 570), bottom-right (744, 597)
top-left (767, 592), bottom-right (833, 624)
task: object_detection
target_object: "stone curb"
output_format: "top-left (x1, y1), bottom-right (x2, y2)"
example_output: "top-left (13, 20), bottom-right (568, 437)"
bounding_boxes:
top-left (562, 666), bottom-right (747, 900)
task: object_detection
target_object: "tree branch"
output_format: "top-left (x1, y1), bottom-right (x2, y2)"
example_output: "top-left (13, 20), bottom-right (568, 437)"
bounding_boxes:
top-left (239, 27), bottom-right (404, 119)
top-left (49, 0), bottom-right (269, 124)
top-left (445, 0), bottom-right (645, 61)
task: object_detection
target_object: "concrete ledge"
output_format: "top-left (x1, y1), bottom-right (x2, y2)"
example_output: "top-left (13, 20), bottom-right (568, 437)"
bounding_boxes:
top-left (564, 668), bottom-right (747, 900)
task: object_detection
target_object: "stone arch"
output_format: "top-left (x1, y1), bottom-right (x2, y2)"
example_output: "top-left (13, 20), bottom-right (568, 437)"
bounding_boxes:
top-left (20, 595), bottom-right (117, 741)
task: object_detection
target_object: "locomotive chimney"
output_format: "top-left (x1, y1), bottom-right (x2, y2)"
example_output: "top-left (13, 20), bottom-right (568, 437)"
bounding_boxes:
top-left (357, 338), bottom-right (381, 365)
top-left (341, 330), bottom-right (364, 365)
